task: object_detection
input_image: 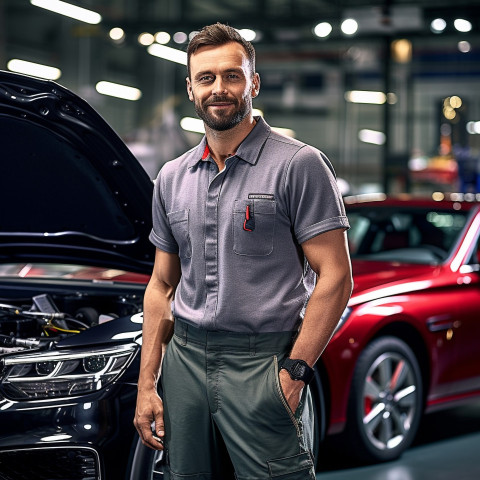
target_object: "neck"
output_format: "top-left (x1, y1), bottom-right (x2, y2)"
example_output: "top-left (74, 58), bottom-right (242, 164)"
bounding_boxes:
top-left (205, 115), bottom-right (256, 169)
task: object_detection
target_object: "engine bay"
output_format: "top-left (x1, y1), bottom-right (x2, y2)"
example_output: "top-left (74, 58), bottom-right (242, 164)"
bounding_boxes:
top-left (0, 290), bottom-right (143, 353)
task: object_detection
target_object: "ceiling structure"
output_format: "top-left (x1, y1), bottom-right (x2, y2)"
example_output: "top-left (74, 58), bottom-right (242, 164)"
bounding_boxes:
top-left (2, 1), bottom-right (480, 192)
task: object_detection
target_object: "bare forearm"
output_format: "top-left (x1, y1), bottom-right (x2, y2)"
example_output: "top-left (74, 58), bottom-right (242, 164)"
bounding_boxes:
top-left (138, 273), bottom-right (177, 390)
top-left (290, 268), bottom-right (352, 367)
top-left (291, 229), bottom-right (353, 367)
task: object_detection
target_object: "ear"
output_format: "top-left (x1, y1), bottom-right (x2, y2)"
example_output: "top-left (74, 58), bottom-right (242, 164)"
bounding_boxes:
top-left (251, 73), bottom-right (260, 98)
top-left (186, 77), bottom-right (194, 102)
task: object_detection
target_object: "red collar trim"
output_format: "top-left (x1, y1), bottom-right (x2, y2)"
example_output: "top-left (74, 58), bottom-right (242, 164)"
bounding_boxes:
top-left (202, 144), bottom-right (210, 160)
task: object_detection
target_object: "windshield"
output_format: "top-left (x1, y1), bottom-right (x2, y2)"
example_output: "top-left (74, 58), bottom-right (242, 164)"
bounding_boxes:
top-left (347, 207), bottom-right (468, 264)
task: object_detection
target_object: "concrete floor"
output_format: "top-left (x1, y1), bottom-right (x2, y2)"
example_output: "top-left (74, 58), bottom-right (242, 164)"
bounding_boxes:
top-left (316, 401), bottom-right (480, 480)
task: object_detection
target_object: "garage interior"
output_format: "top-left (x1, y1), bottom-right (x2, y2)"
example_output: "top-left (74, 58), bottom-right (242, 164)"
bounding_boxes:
top-left (3, 0), bottom-right (480, 195)
top-left (2, 2), bottom-right (480, 479)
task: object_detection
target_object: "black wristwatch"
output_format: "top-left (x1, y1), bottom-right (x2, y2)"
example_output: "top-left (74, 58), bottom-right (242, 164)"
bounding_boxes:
top-left (280, 358), bottom-right (315, 384)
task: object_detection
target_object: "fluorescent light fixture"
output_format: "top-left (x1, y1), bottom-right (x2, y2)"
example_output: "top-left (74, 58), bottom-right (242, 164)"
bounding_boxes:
top-left (30, 0), bottom-right (101, 24)
top-left (341, 18), bottom-right (358, 35)
top-left (7, 59), bottom-right (61, 80)
top-left (358, 129), bottom-right (386, 145)
top-left (180, 117), bottom-right (205, 134)
top-left (345, 90), bottom-right (386, 104)
top-left (147, 44), bottom-right (187, 65)
top-left (95, 81), bottom-right (142, 101)
top-left (314, 22), bottom-right (332, 38)
top-left (454, 18), bottom-right (472, 33)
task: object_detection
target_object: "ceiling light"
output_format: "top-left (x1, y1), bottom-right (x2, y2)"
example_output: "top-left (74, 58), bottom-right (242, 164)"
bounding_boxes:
top-left (345, 90), bottom-right (386, 104)
top-left (238, 29), bottom-right (257, 42)
top-left (458, 41), bottom-right (471, 53)
top-left (454, 19), bottom-right (472, 33)
top-left (95, 81), bottom-right (142, 101)
top-left (30, 0), bottom-right (101, 24)
top-left (173, 32), bottom-right (188, 44)
top-left (155, 31), bottom-right (171, 44)
top-left (430, 18), bottom-right (446, 33)
top-left (314, 22), bottom-right (332, 38)
top-left (341, 18), bottom-right (358, 35)
top-left (147, 44), bottom-right (187, 65)
top-left (358, 129), bottom-right (386, 145)
top-left (138, 33), bottom-right (154, 46)
top-left (7, 59), bottom-right (61, 80)
top-left (109, 27), bottom-right (125, 41)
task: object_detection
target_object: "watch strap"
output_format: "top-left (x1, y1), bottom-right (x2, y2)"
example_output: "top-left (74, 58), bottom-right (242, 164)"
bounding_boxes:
top-left (280, 357), bottom-right (315, 384)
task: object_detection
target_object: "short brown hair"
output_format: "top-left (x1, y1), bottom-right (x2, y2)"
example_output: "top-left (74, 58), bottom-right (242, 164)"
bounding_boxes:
top-left (187, 23), bottom-right (256, 78)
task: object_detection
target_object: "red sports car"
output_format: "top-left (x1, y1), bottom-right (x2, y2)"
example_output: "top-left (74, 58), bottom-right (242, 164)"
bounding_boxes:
top-left (318, 193), bottom-right (480, 462)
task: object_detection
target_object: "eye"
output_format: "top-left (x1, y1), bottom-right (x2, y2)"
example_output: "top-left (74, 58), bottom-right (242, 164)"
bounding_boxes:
top-left (198, 75), bottom-right (214, 83)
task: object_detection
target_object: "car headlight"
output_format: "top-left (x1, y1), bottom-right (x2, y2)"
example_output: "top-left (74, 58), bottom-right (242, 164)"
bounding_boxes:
top-left (333, 306), bottom-right (352, 335)
top-left (0, 343), bottom-right (138, 401)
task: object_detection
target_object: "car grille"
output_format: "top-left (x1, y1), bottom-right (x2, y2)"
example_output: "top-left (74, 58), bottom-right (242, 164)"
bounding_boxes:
top-left (0, 446), bottom-right (100, 480)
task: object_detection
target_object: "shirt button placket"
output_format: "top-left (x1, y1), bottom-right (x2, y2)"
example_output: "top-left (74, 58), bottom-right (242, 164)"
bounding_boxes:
top-left (203, 159), bottom-right (235, 328)
top-left (204, 165), bottom-right (224, 327)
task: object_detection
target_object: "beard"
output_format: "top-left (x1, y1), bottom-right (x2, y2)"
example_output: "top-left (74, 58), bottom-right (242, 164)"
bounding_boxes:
top-left (194, 93), bottom-right (252, 131)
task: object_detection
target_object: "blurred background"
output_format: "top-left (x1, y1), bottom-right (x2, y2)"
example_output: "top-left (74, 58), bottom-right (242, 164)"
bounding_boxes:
top-left (2, 0), bottom-right (480, 195)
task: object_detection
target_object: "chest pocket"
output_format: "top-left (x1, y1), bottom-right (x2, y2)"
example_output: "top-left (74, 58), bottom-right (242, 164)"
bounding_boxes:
top-left (233, 199), bottom-right (276, 256)
top-left (167, 209), bottom-right (192, 259)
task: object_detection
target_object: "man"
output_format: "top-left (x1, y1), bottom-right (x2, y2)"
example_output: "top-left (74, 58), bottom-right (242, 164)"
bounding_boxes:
top-left (134, 22), bottom-right (352, 480)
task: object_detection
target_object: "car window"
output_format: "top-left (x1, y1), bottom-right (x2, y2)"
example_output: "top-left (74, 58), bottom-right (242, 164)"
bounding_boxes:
top-left (347, 208), bottom-right (468, 264)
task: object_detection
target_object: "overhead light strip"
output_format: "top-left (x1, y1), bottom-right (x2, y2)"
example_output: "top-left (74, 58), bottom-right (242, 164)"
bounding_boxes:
top-left (7, 59), bottom-right (61, 80)
top-left (30, 0), bottom-right (102, 25)
top-left (147, 44), bottom-right (187, 65)
top-left (95, 81), bottom-right (142, 101)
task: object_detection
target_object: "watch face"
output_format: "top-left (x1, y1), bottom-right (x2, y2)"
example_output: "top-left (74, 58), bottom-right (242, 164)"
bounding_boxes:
top-left (292, 362), bottom-right (306, 378)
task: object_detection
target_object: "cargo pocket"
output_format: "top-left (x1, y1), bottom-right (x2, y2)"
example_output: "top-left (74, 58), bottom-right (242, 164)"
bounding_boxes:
top-left (233, 199), bottom-right (276, 256)
top-left (267, 451), bottom-right (314, 479)
top-left (167, 209), bottom-right (192, 259)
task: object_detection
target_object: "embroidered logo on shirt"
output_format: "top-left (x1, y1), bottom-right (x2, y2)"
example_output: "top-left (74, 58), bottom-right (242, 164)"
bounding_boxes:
top-left (248, 193), bottom-right (275, 200)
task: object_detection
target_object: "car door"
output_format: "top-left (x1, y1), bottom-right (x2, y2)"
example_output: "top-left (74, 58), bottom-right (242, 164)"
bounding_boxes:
top-left (450, 217), bottom-right (480, 395)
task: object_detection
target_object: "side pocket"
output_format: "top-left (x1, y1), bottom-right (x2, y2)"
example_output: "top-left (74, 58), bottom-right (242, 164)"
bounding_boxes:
top-left (267, 451), bottom-right (314, 479)
top-left (272, 356), bottom-right (302, 437)
top-left (167, 209), bottom-right (192, 259)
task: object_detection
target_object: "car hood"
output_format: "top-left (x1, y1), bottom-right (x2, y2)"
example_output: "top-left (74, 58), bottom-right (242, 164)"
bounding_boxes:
top-left (349, 259), bottom-right (439, 306)
top-left (0, 70), bottom-right (155, 273)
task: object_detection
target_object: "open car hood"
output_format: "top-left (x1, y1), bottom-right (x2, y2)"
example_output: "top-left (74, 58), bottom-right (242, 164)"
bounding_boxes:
top-left (0, 70), bottom-right (155, 273)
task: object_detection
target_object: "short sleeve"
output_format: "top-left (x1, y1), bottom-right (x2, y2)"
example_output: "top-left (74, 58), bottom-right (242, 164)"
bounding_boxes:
top-left (284, 146), bottom-right (349, 244)
top-left (149, 170), bottom-right (179, 253)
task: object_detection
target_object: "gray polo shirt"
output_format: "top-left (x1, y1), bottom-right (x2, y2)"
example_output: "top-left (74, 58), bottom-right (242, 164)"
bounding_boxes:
top-left (150, 117), bottom-right (349, 333)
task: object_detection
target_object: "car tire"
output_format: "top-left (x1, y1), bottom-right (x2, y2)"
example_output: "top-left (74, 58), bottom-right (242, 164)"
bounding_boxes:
top-left (128, 437), bottom-right (165, 480)
top-left (345, 336), bottom-right (423, 463)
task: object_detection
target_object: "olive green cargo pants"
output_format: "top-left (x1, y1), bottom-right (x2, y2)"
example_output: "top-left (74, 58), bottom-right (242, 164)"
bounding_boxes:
top-left (161, 319), bottom-right (316, 480)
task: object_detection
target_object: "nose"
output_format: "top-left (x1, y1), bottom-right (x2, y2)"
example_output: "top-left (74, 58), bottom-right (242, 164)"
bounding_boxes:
top-left (212, 77), bottom-right (227, 95)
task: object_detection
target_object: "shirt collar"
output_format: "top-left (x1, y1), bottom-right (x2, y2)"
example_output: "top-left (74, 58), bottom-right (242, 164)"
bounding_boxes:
top-left (187, 116), bottom-right (271, 169)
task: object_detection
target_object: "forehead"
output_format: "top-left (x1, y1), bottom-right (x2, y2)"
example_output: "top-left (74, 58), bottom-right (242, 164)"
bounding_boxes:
top-left (190, 42), bottom-right (250, 76)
